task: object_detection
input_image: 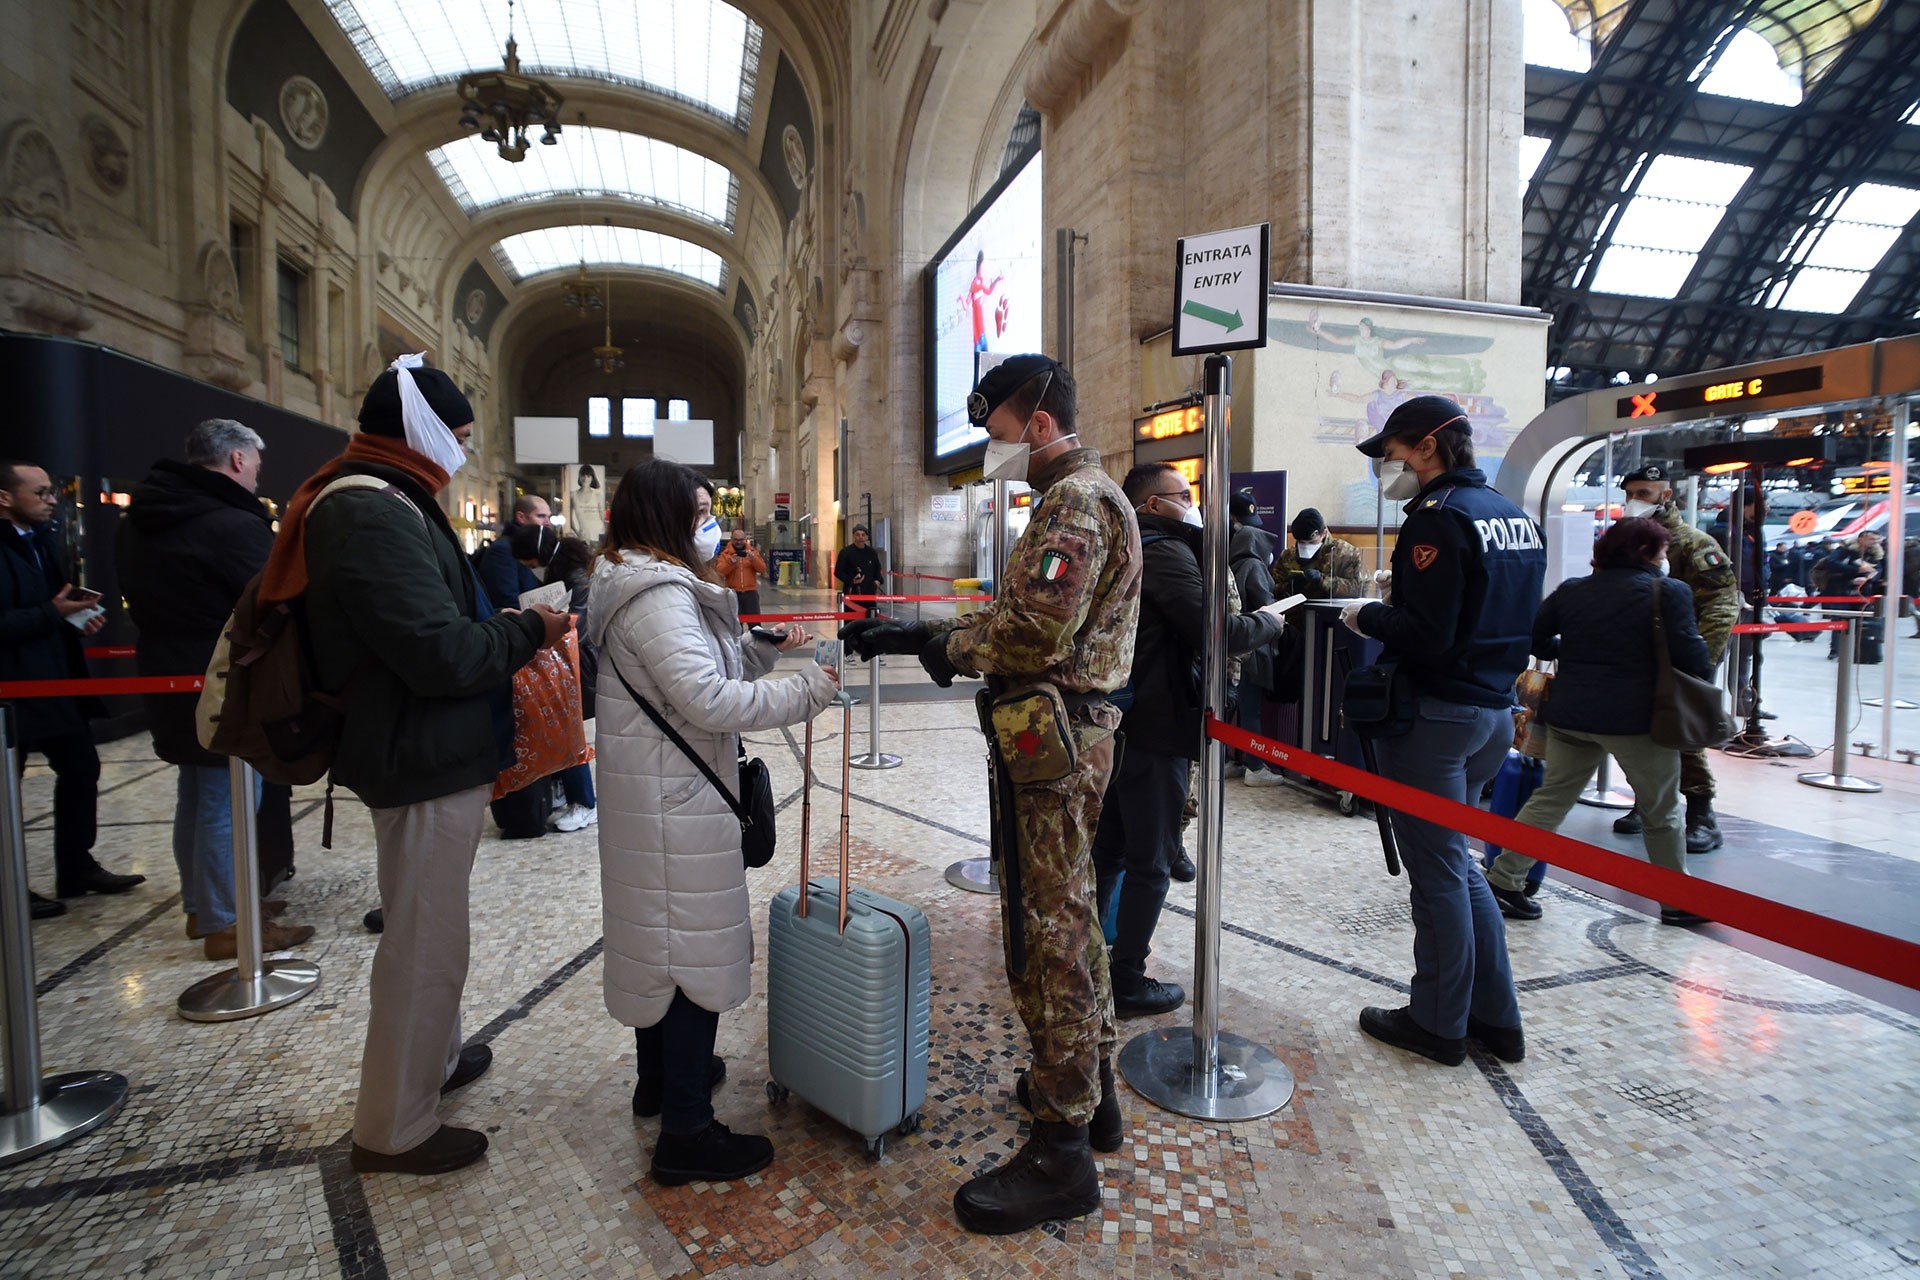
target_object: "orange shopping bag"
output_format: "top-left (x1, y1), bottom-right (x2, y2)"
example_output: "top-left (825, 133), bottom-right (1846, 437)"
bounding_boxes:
top-left (492, 629), bottom-right (593, 800)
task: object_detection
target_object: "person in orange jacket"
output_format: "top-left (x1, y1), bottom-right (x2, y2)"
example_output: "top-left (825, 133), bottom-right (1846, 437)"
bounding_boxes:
top-left (714, 527), bottom-right (767, 618)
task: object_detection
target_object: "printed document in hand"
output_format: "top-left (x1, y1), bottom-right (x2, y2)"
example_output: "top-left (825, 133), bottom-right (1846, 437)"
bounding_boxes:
top-left (517, 581), bottom-right (571, 613)
top-left (1254, 593), bottom-right (1307, 620)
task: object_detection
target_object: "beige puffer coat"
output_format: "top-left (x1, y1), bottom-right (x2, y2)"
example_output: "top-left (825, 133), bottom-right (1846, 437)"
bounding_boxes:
top-left (588, 551), bottom-right (837, 1026)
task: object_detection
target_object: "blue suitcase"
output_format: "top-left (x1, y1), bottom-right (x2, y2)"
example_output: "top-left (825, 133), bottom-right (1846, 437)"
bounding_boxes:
top-left (765, 699), bottom-right (931, 1158)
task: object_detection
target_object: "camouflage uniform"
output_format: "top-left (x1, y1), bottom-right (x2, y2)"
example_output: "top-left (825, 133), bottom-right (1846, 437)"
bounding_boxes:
top-left (1273, 534), bottom-right (1368, 599)
top-left (1658, 505), bottom-right (1739, 798)
top-left (932, 445), bottom-right (1141, 1126)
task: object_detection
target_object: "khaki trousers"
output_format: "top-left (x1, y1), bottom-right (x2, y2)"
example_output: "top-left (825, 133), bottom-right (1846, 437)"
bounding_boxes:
top-left (352, 782), bottom-right (491, 1154)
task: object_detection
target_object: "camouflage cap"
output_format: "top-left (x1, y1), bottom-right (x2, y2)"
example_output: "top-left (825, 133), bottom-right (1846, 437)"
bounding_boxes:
top-left (968, 353), bottom-right (1063, 425)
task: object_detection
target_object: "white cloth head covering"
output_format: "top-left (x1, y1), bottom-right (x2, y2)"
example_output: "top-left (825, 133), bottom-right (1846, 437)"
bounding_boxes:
top-left (391, 353), bottom-right (469, 475)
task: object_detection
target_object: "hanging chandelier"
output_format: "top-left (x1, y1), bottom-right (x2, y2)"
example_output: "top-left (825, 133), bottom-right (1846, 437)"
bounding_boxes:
top-left (592, 271), bottom-right (624, 373)
top-left (561, 265), bottom-right (601, 314)
top-left (456, 0), bottom-right (563, 163)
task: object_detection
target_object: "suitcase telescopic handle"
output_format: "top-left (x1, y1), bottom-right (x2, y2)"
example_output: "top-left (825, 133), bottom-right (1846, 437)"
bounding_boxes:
top-left (798, 713), bottom-right (814, 918)
top-left (837, 696), bottom-right (852, 934)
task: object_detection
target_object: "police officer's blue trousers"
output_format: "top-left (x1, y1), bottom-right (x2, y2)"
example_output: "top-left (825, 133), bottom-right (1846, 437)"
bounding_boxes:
top-left (1370, 698), bottom-right (1521, 1040)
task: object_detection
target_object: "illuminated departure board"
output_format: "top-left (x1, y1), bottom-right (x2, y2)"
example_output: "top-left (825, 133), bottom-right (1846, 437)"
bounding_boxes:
top-left (1616, 364), bottom-right (1825, 419)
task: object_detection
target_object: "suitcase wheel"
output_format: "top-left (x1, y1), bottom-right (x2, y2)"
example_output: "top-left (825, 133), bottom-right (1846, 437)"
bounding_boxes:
top-left (866, 1134), bottom-right (885, 1161)
top-left (1336, 790), bottom-right (1358, 817)
top-left (896, 1112), bottom-right (922, 1137)
top-left (766, 1081), bottom-right (789, 1106)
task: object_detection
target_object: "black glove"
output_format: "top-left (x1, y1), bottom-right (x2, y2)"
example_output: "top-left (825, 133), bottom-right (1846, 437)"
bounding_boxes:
top-left (918, 633), bottom-right (960, 688)
top-left (841, 617), bottom-right (930, 659)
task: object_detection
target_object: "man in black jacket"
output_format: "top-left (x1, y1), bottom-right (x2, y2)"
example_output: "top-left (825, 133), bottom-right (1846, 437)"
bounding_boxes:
top-left (118, 420), bottom-right (316, 958)
top-left (476, 493), bottom-right (550, 611)
top-left (0, 461), bottom-right (144, 915)
top-left (1091, 463), bottom-right (1286, 1017)
top-left (834, 524), bottom-right (884, 616)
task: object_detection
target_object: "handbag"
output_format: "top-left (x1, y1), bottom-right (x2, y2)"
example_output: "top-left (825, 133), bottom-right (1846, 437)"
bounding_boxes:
top-left (1648, 579), bottom-right (1737, 751)
top-left (1512, 658), bottom-right (1555, 758)
top-left (611, 664), bottom-right (777, 868)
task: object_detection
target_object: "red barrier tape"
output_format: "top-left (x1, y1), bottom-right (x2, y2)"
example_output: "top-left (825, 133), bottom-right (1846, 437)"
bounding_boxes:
top-left (739, 611), bottom-right (863, 624)
top-left (844, 593), bottom-right (992, 604)
top-left (0, 675), bottom-right (203, 698)
top-left (83, 646), bottom-right (137, 659)
top-left (1765, 595), bottom-right (1874, 605)
top-left (1731, 620), bottom-right (1848, 634)
top-left (1204, 715), bottom-right (1920, 991)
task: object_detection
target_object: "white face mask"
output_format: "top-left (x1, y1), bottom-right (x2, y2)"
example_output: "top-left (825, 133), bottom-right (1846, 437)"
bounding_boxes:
top-left (1379, 459), bottom-right (1421, 501)
top-left (1623, 499), bottom-right (1660, 519)
top-left (1179, 501), bottom-right (1204, 529)
top-left (694, 515), bottom-right (723, 560)
top-left (390, 354), bottom-right (469, 476)
top-left (1296, 539), bottom-right (1323, 560)
top-left (982, 438), bottom-right (1031, 484)
top-left (1655, 557), bottom-right (1670, 576)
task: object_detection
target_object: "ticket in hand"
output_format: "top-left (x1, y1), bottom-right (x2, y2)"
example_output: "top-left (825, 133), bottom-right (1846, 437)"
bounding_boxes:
top-left (814, 637), bottom-right (843, 670)
top-left (1255, 593), bottom-right (1308, 619)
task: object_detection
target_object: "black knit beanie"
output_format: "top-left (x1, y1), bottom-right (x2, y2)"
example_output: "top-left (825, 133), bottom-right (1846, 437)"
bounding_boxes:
top-left (358, 366), bottom-right (475, 437)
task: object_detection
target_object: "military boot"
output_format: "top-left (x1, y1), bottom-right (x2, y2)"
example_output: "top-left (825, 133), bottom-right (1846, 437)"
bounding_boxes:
top-left (1684, 794), bottom-right (1723, 854)
top-left (953, 1119), bottom-right (1101, 1235)
top-left (1015, 1058), bottom-right (1123, 1152)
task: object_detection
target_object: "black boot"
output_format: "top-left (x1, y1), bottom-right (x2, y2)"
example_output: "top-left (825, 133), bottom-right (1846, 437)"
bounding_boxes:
top-left (650, 1121), bottom-right (774, 1186)
top-left (953, 1119), bottom-right (1101, 1235)
top-left (1684, 795), bottom-right (1722, 854)
top-left (1015, 1059), bottom-right (1123, 1152)
top-left (1612, 807), bottom-right (1643, 835)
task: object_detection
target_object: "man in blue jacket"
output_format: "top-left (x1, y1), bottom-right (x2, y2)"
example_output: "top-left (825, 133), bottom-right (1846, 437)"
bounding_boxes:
top-left (476, 493), bottom-right (550, 611)
top-left (1340, 396), bottom-right (1545, 1068)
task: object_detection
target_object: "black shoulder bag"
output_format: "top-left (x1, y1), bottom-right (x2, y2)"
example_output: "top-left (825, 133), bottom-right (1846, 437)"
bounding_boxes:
top-left (611, 665), bottom-right (777, 868)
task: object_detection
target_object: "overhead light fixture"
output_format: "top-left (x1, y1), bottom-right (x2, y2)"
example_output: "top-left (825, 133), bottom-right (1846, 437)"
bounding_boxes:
top-left (592, 270), bottom-right (623, 374)
top-left (561, 264), bottom-right (601, 314)
top-left (456, 0), bottom-right (563, 163)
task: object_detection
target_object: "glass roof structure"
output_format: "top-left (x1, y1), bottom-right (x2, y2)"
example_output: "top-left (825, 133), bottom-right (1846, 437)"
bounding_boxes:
top-left (322, 0), bottom-right (763, 128)
top-left (1588, 154), bottom-right (1754, 299)
top-left (1697, 28), bottom-right (1802, 106)
top-left (1770, 183), bottom-right (1920, 314)
top-left (431, 127), bottom-right (737, 229)
top-left (1523, 0), bottom-right (1591, 72)
top-left (1520, 135), bottom-right (1551, 196)
top-left (494, 224), bottom-right (726, 289)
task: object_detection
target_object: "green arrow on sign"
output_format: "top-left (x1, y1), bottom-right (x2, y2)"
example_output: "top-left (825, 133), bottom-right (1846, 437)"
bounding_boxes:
top-left (1182, 299), bottom-right (1243, 332)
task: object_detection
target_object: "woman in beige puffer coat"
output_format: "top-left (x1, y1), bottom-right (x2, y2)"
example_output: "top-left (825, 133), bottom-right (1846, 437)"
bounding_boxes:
top-left (588, 459), bottom-right (838, 1187)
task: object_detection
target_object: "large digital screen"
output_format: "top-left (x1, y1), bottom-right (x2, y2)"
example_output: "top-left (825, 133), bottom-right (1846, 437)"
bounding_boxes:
top-left (923, 150), bottom-right (1045, 471)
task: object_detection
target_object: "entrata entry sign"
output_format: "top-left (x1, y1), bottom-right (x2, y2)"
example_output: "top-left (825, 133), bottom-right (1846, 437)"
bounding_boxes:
top-left (1172, 222), bottom-right (1269, 356)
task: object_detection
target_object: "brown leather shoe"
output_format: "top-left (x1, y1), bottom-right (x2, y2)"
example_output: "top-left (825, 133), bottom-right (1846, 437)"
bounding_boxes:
top-left (203, 920), bottom-right (316, 960)
top-left (187, 902), bottom-right (289, 939)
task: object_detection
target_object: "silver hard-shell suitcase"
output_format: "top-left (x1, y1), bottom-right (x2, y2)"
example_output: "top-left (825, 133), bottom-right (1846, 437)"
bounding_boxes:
top-left (765, 697), bottom-right (931, 1158)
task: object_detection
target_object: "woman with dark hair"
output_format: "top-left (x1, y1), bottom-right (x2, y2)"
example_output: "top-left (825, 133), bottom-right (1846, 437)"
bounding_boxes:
top-left (587, 457), bottom-right (839, 1186)
top-left (1484, 516), bottom-right (1714, 927)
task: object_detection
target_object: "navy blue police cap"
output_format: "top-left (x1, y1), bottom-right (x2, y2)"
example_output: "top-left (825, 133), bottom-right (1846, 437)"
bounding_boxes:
top-left (1355, 395), bottom-right (1472, 458)
top-left (967, 354), bottom-right (1062, 426)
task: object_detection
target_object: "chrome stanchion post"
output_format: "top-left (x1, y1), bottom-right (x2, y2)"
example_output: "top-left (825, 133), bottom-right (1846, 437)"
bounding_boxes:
top-left (0, 704), bottom-right (126, 1168)
top-left (850, 651), bottom-right (901, 770)
top-left (1121, 353), bottom-right (1292, 1121)
top-left (1576, 753), bottom-right (1635, 809)
top-left (1801, 616), bottom-right (1883, 794)
top-left (178, 759), bottom-right (321, 1021)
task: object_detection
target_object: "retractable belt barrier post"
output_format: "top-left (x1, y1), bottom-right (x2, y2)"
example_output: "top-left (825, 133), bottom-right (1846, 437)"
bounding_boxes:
top-left (178, 758), bottom-right (321, 1021)
top-left (1576, 754), bottom-right (1635, 811)
top-left (0, 704), bottom-right (128, 1168)
top-left (849, 649), bottom-right (901, 771)
top-left (947, 479), bottom-right (1013, 898)
top-left (1120, 353), bottom-right (1296, 1124)
top-left (1797, 615), bottom-right (1884, 795)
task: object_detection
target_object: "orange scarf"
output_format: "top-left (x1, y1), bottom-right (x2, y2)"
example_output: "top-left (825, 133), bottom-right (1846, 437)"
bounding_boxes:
top-left (258, 434), bottom-right (450, 603)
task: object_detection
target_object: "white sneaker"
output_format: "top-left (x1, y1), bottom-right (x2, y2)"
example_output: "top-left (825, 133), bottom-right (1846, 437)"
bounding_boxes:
top-left (552, 804), bottom-right (597, 832)
top-left (1222, 761), bottom-right (1247, 780)
top-left (1242, 768), bottom-right (1284, 788)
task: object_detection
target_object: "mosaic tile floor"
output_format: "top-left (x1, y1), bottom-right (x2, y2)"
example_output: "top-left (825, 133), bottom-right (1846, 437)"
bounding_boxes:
top-left (3, 666), bottom-right (1918, 1279)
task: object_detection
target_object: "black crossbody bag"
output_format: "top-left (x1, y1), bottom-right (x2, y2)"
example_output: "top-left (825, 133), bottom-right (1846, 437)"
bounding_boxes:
top-left (611, 665), bottom-right (777, 868)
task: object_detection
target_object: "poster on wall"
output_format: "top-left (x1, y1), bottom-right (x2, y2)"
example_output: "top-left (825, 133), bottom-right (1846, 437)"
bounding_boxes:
top-left (1254, 289), bottom-right (1550, 528)
top-left (565, 464), bottom-right (607, 544)
top-left (923, 149), bottom-right (1045, 470)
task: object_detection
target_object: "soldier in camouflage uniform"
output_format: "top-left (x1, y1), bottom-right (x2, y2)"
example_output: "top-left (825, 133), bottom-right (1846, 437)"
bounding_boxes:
top-left (1614, 464), bottom-right (1740, 851)
top-left (1272, 507), bottom-right (1368, 599)
top-left (844, 355), bottom-right (1140, 1236)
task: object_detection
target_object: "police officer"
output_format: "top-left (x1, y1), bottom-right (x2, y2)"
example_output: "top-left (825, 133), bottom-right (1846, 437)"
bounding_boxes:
top-left (844, 355), bottom-right (1140, 1234)
top-left (1339, 396), bottom-right (1545, 1067)
top-left (1611, 465), bottom-right (1738, 852)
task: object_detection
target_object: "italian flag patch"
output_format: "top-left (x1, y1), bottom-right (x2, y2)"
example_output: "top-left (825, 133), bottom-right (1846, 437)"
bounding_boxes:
top-left (1039, 550), bottom-right (1071, 581)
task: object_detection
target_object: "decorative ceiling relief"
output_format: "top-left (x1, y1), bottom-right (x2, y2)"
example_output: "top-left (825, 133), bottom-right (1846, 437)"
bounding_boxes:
top-left (197, 240), bottom-right (243, 323)
top-left (80, 115), bottom-right (130, 196)
top-left (0, 121), bottom-right (79, 241)
top-left (278, 76), bottom-right (330, 151)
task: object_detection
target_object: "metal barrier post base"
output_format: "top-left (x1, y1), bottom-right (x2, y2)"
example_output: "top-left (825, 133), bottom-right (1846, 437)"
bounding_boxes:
top-left (0, 1070), bottom-right (127, 1169)
top-left (1797, 772), bottom-right (1884, 794)
top-left (1575, 783), bottom-right (1635, 810)
top-left (943, 857), bottom-right (997, 894)
top-left (849, 753), bottom-right (901, 770)
top-left (177, 959), bottom-right (320, 1023)
top-left (1118, 1028), bottom-right (1293, 1122)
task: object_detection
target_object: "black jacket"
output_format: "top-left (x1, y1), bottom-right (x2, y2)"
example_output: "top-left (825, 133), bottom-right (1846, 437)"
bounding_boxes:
top-left (0, 523), bottom-right (101, 743)
top-left (1356, 468), bottom-right (1546, 708)
top-left (834, 543), bottom-right (883, 594)
top-left (1533, 566), bottom-right (1711, 736)
top-left (1229, 524), bottom-right (1278, 690)
top-left (117, 460), bottom-right (276, 765)
top-left (1123, 514), bottom-right (1284, 758)
top-left (476, 534), bottom-right (538, 612)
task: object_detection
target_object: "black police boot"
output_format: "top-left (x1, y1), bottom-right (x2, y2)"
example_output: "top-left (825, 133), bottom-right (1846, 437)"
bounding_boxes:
top-left (953, 1120), bottom-right (1101, 1235)
top-left (1684, 795), bottom-right (1723, 854)
top-left (1015, 1059), bottom-right (1123, 1152)
top-left (1612, 807), bottom-right (1644, 836)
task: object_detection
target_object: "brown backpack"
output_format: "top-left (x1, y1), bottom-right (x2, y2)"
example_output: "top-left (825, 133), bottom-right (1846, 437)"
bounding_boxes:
top-left (196, 475), bottom-right (413, 787)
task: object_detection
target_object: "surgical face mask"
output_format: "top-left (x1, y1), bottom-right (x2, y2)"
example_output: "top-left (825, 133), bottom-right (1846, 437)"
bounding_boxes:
top-left (694, 515), bottom-right (723, 560)
top-left (1622, 499), bottom-right (1660, 519)
top-left (1178, 500), bottom-right (1204, 529)
top-left (1379, 459), bottom-right (1421, 501)
top-left (1297, 539), bottom-right (1323, 560)
top-left (1655, 557), bottom-right (1670, 576)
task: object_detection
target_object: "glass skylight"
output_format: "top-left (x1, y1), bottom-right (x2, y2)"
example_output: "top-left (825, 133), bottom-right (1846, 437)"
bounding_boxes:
top-left (1771, 183), bottom-right (1920, 314)
top-left (1520, 135), bottom-right (1551, 197)
top-left (494, 225), bottom-right (726, 289)
top-left (431, 127), bottom-right (737, 229)
top-left (1588, 154), bottom-right (1753, 299)
top-left (1523, 0), bottom-right (1590, 72)
top-left (622, 397), bottom-right (655, 438)
top-left (1698, 28), bottom-right (1801, 106)
top-left (587, 396), bottom-right (610, 437)
top-left (322, 0), bottom-right (763, 127)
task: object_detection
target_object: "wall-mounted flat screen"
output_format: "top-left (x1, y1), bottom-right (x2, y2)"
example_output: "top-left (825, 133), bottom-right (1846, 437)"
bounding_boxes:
top-left (923, 149), bottom-right (1044, 472)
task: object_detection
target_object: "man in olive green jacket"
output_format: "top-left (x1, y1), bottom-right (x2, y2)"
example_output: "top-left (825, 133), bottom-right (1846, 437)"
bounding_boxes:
top-left (266, 359), bottom-right (567, 1176)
